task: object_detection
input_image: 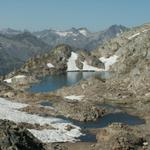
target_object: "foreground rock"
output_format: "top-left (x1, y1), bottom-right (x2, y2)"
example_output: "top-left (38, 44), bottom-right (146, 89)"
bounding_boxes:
top-left (0, 120), bottom-right (45, 150)
top-left (96, 123), bottom-right (146, 150)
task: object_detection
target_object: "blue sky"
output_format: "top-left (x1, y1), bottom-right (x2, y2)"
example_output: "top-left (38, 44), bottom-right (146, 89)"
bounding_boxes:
top-left (0, 0), bottom-right (150, 31)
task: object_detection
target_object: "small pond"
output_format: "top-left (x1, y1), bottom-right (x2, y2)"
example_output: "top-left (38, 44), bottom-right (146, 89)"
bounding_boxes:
top-left (76, 112), bottom-right (145, 142)
top-left (27, 71), bottom-right (111, 93)
top-left (40, 101), bottom-right (53, 107)
top-left (71, 112), bottom-right (145, 129)
top-left (59, 112), bottom-right (145, 130)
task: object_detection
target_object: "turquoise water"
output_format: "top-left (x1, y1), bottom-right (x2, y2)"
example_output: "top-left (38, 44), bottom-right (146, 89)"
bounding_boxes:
top-left (28, 72), bottom-right (110, 93)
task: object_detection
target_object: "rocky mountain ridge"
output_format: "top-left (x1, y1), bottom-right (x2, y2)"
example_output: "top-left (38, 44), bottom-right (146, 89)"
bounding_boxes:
top-left (93, 23), bottom-right (150, 96)
top-left (0, 32), bottom-right (49, 75)
top-left (5, 44), bottom-right (104, 83)
top-left (0, 24), bottom-right (128, 76)
top-left (33, 25), bottom-right (128, 50)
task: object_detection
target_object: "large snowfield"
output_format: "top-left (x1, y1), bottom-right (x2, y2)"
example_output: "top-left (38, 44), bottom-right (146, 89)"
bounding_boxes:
top-left (67, 52), bottom-right (103, 71)
top-left (0, 97), bottom-right (83, 143)
top-left (67, 52), bottom-right (80, 71)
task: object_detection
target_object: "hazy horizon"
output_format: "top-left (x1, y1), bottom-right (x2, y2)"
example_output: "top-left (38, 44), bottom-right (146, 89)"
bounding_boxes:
top-left (0, 0), bottom-right (150, 32)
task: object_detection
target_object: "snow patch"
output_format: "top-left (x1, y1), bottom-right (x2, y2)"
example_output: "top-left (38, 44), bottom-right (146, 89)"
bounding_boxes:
top-left (29, 128), bottom-right (81, 143)
top-left (4, 75), bottom-right (26, 83)
top-left (142, 29), bottom-right (150, 33)
top-left (67, 52), bottom-right (103, 71)
top-left (82, 61), bottom-right (102, 71)
top-left (65, 95), bottom-right (84, 101)
top-left (79, 29), bottom-right (88, 36)
top-left (56, 31), bottom-right (78, 37)
top-left (14, 75), bottom-right (26, 79)
top-left (4, 78), bottom-right (12, 83)
top-left (99, 55), bottom-right (118, 71)
top-left (0, 97), bottom-right (83, 143)
top-left (143, 142), bottom-right (148, 146)
top-left (47, 63), bottom-right (54, 68)
top-left (67, 52), bottom-right (80, 71)
top-left (0, 97), bottom-right (28, 109)
top-left (56, 31), bottom-right (68, 37)
top-left (128, 33), bottom-right (140, 40)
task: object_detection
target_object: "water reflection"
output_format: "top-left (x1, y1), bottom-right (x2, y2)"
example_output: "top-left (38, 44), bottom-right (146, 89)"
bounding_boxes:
top-left (28, 72), bottom-right (110, 93)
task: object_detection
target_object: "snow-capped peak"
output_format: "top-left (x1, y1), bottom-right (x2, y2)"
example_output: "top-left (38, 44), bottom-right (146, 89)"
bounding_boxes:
top-left (78, 29), bottom-right (88, 36)
top-left (54, 28), bottom-right (89, 37)
top-left (55, 31), bottom-right (69, 37)
top-left (55, 30), bottom-right (78, 37)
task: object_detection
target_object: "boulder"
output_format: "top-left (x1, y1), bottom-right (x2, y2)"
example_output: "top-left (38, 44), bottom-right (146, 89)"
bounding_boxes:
top-left (96, 123), bottom-right (145, 150)
top-left (0, 120), bottom-right (45, 150)
top-left (54, 101), bottom-right (106, 121)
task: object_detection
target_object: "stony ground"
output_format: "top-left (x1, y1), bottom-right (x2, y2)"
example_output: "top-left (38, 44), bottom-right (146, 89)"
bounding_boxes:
top-left (0, 76), bottom-right (150, 150)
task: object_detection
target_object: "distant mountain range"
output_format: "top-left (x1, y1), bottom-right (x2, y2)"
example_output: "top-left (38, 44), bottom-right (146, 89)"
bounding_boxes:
top-left (33, 25), bottom-right (128, 50)
top-left (0, 25), bottom-right (128, 50)
top-left (0, 25), bottom-right (128, 75)
top-left (0, 32), bottom-right (49, 75)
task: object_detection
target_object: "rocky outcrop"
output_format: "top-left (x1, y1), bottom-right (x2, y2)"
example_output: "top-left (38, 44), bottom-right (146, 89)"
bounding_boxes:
top-left (54, 101), bottom-right (105, 121)
top-left (0, 120), bottom-right (45, 150)
top-left (76, 50), bottom-right (104, 69)
top-left (96, 123), bottom-right (145, 150)
top-left (0, 81), bottom-right (16, 97)
top-left (93, 23), bottom-right (150, 57)
top-left (93, 23), bottom-right (150, 96)
top-left (5, 44), bottom-right (72, 79)
top-left (110, 26), bottom-right (150, 96)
